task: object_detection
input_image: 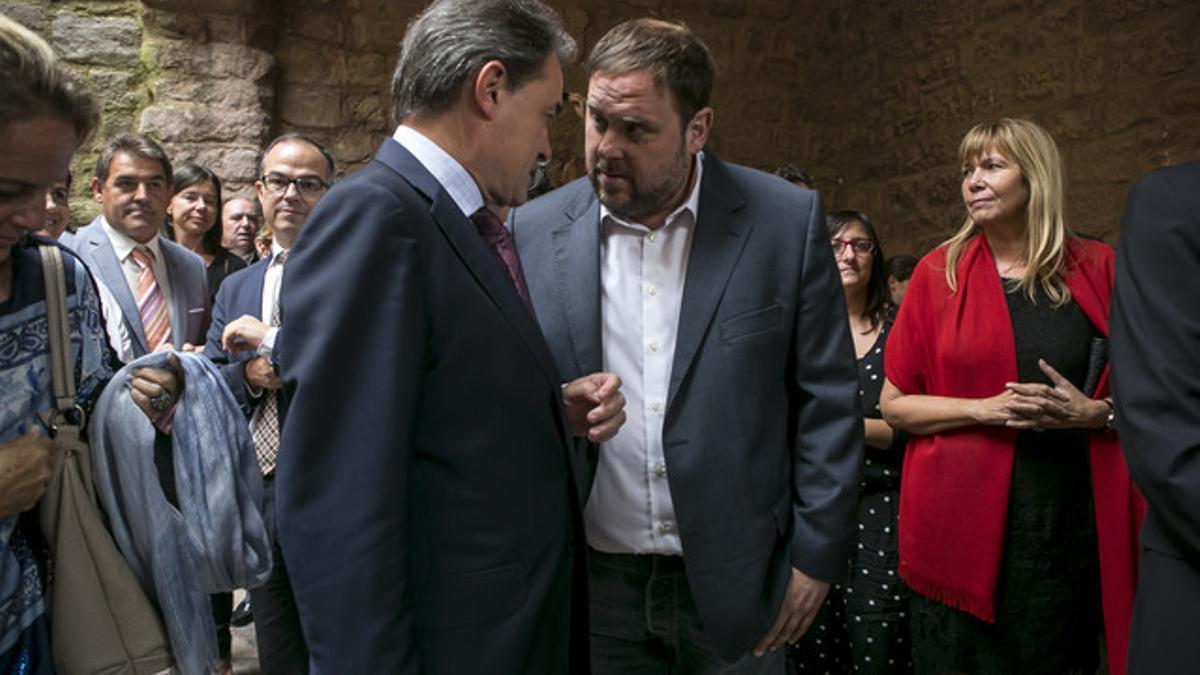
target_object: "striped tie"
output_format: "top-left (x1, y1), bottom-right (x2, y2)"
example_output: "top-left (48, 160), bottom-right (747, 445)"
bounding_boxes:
top-left (251, 251), bottom-right (286, 475)
top-left (130, 246), bottom-right (170, 352)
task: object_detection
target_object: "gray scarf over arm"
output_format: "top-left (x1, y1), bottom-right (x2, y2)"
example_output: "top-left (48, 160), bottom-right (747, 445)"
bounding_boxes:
top-left (90, 351), bottom-right (272, 675)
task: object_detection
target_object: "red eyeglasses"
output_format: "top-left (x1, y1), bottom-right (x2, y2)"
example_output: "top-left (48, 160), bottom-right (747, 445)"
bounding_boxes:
top-left (830, 238), bottom-right (875, 255)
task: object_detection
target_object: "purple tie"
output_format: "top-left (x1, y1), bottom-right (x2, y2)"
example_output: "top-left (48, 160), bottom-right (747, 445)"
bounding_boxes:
top-left (471, 207), bottom-right (534, 314)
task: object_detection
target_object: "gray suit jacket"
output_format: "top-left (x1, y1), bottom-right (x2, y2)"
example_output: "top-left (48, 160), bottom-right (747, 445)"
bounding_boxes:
top-left (512, 154), bottom-right (863, 660)
top-left (63, 216), bottom-right (208, 357)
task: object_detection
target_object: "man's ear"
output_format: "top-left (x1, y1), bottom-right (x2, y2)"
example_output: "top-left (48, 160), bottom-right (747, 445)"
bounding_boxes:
top-left (472, 60), bottom-right (509, 119)
top-left (90, 176), bottom-right (104, 204)
top-left (685, 107), bottom-right (714, 155)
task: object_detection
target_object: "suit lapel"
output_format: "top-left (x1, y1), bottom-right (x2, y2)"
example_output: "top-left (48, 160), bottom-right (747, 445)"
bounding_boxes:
top-left (158, 243), bottom-right (186, 347)
top-left (667, 156), bottom-right (752, 409)
top-left (247, 258), bottom-right (267, 318)
top-left (375, 139), bottom-right (564, 389)
top-left (83, 221), bottom-right (150, 355)
top-left (550, 199), bottom-right (603, 377)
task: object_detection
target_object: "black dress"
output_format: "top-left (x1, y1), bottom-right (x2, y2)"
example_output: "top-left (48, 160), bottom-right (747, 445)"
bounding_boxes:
top-left (790, 313), bottom-right (913, 674)
top-left (909, 280), bottom-right (1103, 675)
top-left (206, 248), bottom-right (247, 302)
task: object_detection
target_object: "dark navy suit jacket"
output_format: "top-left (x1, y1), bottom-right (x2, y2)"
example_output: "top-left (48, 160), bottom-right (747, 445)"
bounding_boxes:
top-left (1111, 161), bottom-right (1200, 675)
top-left (274, 139), bottom-right (588, 674)
top-left (203, 257), bottom-right (271, 415)
top-left (513, 155), bottom-right (863, 661)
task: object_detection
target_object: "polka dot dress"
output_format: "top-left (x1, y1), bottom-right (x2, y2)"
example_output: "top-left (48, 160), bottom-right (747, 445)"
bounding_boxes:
top-left (789, 315), bottom-right (913, 674)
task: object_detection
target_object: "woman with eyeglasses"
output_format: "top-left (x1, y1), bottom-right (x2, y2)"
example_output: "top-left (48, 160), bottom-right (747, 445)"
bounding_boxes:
top-left (880, 119), bottom-right (1143, 674)
top-left (790, 211), bottom-right (912, 674)
top-left (165, 163), bottom-right (246, 304)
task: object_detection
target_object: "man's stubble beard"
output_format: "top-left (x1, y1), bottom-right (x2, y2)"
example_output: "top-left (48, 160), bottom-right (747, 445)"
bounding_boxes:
top-left (590, 138), bottom-right (691, 224)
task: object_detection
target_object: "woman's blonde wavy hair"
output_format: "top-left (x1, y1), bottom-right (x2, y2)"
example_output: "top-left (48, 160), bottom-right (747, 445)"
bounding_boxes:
top-left (944, 118), bottom-right (1072, 306)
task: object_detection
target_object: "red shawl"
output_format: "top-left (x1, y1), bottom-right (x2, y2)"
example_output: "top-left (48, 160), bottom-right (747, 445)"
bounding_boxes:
top-left (884, 234), bottom-right (1145, 674)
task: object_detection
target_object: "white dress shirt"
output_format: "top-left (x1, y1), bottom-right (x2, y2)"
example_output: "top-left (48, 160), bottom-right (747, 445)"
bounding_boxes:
top-left (99, 216), bottom-right (176, 359)
top-left (586, 153), bottom-right (705, 556)
top-left (392, 125), bottom-right (484, 218)
top-left (257, 241), bottom-right (288, 356)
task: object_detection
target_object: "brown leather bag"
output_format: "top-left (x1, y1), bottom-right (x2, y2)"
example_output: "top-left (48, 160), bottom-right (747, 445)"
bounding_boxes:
top-left (36, 245), bottom-right (173, 675)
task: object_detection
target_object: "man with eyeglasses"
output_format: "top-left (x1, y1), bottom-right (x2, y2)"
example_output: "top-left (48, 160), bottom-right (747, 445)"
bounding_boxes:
top-left (63, 133), bottom-right (208, 362)
top-left (202, 133), bottom-right (333, 674)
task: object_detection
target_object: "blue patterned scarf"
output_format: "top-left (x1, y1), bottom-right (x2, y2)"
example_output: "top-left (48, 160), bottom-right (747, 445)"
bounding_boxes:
top-left (89, 351), bottom-right (272, 675)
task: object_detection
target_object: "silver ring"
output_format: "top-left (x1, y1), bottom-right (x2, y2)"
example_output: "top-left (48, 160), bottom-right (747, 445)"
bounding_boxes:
top-left (150, 391), bottom-right (173, 413)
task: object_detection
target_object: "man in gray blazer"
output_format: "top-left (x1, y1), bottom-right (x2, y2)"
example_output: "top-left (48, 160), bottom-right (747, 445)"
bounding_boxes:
top-left (63, 133), bottom-right (207, 361)
top-left (513, 18), bottom-right (862, 674)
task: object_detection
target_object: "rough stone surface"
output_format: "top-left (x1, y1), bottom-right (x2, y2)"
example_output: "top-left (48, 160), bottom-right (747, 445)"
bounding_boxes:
top-left (151, 39), bottom-right (274, 80)
top-left (0, 1), bottom-right (45, 28)
top-left (141, 104), bottom-right (269, 144)
top-left (51, 12), bottom-right (141, 66)
top-left (172, 144), bottom-right (262, 188)
top-left (5, 0), bottom-right (1198, 247)
top-left (279, 87), bottom-right (343, 129)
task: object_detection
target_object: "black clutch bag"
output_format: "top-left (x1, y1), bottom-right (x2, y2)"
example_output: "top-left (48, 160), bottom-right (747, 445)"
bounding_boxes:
top-left (1081, 336), bottom-right (1108, 397)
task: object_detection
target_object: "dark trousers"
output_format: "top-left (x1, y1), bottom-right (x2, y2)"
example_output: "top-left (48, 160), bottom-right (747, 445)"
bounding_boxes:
top-left (210, 592), bottom-right (232, 660)
top-left (252, 476), bottom-right (310, 674)
top-left (588, 548), bottom-right (784, 675)
top-left (1128, 547), bottom-right (1200, 675)
top-left (156, 433), bottom-right (233, 661)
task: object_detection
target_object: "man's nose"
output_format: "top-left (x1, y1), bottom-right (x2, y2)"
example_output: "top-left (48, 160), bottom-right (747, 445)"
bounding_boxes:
top-left (596, 128), bottom-right (622, 158)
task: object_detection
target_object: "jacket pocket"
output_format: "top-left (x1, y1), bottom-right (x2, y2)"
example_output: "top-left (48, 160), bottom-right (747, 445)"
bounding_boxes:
top-left (720, 304), bottom-right (782, 344)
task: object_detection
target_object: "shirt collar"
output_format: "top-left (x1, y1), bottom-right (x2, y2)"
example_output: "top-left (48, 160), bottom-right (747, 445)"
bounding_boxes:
top-left (269, 241), bottom-right (288, 266)
top-left (101, 215), bottom-right (163, 263)
top-left (392, 125), bottom-right (485, 219)
top-left (600, 151), bottom-right (705, 232)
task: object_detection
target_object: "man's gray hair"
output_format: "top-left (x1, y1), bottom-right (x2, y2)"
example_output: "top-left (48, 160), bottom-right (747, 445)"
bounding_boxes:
top-left (390, 0), bottom-right (575, 122)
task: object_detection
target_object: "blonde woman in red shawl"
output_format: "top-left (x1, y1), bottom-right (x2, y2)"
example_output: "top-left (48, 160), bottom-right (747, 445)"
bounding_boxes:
top-left (880, 118), bottom-right (1143, 674)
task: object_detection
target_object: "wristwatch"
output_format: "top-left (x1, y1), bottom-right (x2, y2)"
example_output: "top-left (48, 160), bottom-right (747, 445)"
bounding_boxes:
top-left (1102, 398), bottom-right (1116, 432)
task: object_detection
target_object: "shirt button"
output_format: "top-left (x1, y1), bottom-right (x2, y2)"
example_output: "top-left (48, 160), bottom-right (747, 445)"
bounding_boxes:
top-left (658, 521), bottom-right (673, 534)
top-left (647, 232), bottom-right (658, 243)
top-left (653, 462), bottom-right (666, 476)
top-left (647, 285), bottom-right (658, 296)
top-left (648, 340), bottom-right (659, 352)
top-left (649, 401), bottom-right (662, 413)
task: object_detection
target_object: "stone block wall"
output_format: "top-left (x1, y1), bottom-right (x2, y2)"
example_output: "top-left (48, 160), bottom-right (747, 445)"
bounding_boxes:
top-left (793, 0), bottom-right (1200, 255)
top-left (270, 0), bottom-right (426, 178)
top-left (5, 0), bottom-right (1198, 249)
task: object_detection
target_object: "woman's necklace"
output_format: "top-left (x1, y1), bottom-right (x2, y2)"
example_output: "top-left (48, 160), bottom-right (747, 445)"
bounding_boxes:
top-left (996, 257), bottom-right (1026, 278)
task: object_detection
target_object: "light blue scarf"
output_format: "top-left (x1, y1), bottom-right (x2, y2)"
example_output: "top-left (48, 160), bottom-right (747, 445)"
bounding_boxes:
top-left (89, 351), bottom-right (272, 675)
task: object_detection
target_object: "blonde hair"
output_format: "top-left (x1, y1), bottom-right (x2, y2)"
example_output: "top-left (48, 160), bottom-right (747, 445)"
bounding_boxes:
top-left (944, 118), bottom-right (1071, 306)
top-left (0, 14), bottom-right (99, 142)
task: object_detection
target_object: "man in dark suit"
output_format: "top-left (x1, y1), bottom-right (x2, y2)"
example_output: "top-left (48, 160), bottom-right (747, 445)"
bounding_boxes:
top-left (1111, 161), bottom-right (1200, 675)
top-left (513, 19), bottom-right (863, 673)
top-left (62, 133), bottom-right (207, 361)
top-left (274, 1), bottom-right (623, 673)
top-left (203, 133), bottom-right (335, 674)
